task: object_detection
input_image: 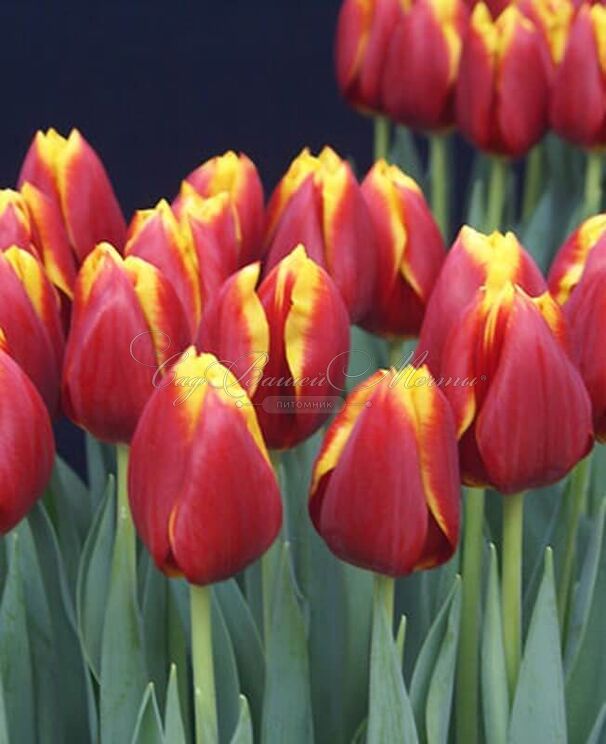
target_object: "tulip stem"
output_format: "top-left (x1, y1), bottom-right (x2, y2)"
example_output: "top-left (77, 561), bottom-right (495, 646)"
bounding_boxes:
top-left (375, 573), bottom-right (395, 631)
top-left (374, 116), bottom-right (391, 161)
top-left (485, 157), bottom-right (508, 232)
top-left (557, 455), bottom-right (592, 634)
top-left (522, 145), bottom-right (543, 223)
top-left (115, 444), bottom-right (135, 563)
top-left (456, 487), bottom-right (485, 744)
top-left (190, 584), bottom-right (218, 744)
top-left (430, 134), bottom-right (450, 240)
top-left (501, 491), bottom-right (525, 699)
top-left (584, 151), bottom-right (603, 218)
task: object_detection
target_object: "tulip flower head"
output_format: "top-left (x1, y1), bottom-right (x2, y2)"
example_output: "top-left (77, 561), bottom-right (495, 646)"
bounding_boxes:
top-left (62, 243), bottom-right (190, 443)
top-left (174, 150), bottom-right (265, 265)
top-left (309, 365), bottom-right (460, 576)
top-left (265, 147), bottom-right (376, 321)
top-left (382, 0), bottom-right (469, 131)
top-left (518, 0), bottom-right (575, 75)
top-left (455, 3), bottom-right (550, 156)
top-left (548, 213), bottom-right (606, 304)
top-left (550, 4), bottom-right (606, 148)
top-left (441, 279), bottom-right (593, 492)
top-left (360, 160), bottom-right (446, 337)
top-left (0, 330), bottom-right (55, 534)
top-left (128, 350), bottom-right (282, 585)
top-left (418, 226), bottom-right (546, 374)
top-left (18, 128), bottom-right (126, 266)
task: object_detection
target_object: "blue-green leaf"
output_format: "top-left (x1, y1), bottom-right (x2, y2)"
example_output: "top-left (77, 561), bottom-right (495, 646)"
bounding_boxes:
top-left (164, 665), bottom-right (187, 744)
top-left (230, 696), bottom-right (253, 744)
top-left (131, 683), bottom-right (165, 744)
top-left (587, 702), bottom-right (606, 744)
top-left (212, 590), bottom-right (241, 742)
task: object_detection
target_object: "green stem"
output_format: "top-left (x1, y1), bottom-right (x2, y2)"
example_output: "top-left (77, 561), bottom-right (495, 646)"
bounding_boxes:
top-left (485, 157), bottom-right (508, 232)
top-left (190, 585), bottom-right (218, 744)
top-left (430, 134), bottom-right (450, 240)
top-left (557, 455), bottom-right (592, 633)
top-left (375, 573), bottom-right (395, 629)
top-left (115, 444), bottom-right (135, 565)
top-left (522, 146), bottom-right (543, 223)
top-left (262, 450), bottom-right (283, 644)
top-left (456, 487), bottom-right (486, 744)
top-left (501, 492), bottom-right (525, 699)
top-left (583, 151), bottom-right (603, 218)
top-left (374, 116), bottom-right (391, 162)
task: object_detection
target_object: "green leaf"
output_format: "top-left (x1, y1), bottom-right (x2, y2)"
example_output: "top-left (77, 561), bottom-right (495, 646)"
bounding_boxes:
top-left (131, 683), bottom-right (165, 744)
top-left (141, 552), bottom-right (170, 706)
top-left (86, 432), bottom-right (115, 504)
top-left (391, 126), bottom-right (425, 188)
top-left (76, 477), bottom-right (116, 681)
top-left (481, 545), bottom-right (509, 744)
top-left (0, 531), bottom-right (35, 743)
top-left (409, 577), bottom-right (460, 741)
top-left (425, 578), bottom-right (461, 744)
top-left (0, 676), bottom-right (10, 744)
top-left (99, 485), bottom-right (147, 743)
top-left (587, 703), bottom-right (606, 744)
top-left (262, 541), bottom-right (314, 744)
top-left (164, 665), bottom-right (187, 744)
top-left (509, 549), bottom-right (566, 744)
top-left (367, 577), bottom-right (419, 744)
top-left (167, 580), bottom-right (192, 744)
top-left (230, 696), bottom-right (253, 744)
top-left (212, 590), bottom-right (241, 742)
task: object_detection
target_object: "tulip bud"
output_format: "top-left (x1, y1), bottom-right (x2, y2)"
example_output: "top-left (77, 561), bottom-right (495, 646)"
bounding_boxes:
top-left (62, 243), bottom-right (190, 443)
top-left (309, 365), bottom-right (460, 575)
top-left (441, 280), bottom-right (593, 492)
top-left (550, 4), bottom-right (606, 147)
top-left (418, 226), bottom-right (546, 373)
top-left (548, 213), bottom-right (606, 304)
top-left (173, 151), bottom-right (264, 265)
top-left (518, 0), bottom-right (575, 76)
top-left (565, 241), bottom-right (606, 440)
top-left (335, 0), bottom-right (403, 114)
top-left (0, 330), bottom-right (55, 534)
top-left (197, 262), bottom-right (269, 396)
top-left (253, 245), bottom-right (350, 450)
top-left (360, 161), bottom-right (445, 337)
top-left (0, 245), bottom-right (64, 413)
top-left (18, 128), bottom-right (126, 265)
top-left (125, 200), bottom-right (202, 338)
top-left (128, 349), bottom-right (282, 585)
top-left (455, 4), bottom-right (549, 156)
top-left (382, 0), bottom-right (469, 130)
top-left (0, 187), bottom-right (75, 298)
top-left (265, 147), bottom-right (376, 321)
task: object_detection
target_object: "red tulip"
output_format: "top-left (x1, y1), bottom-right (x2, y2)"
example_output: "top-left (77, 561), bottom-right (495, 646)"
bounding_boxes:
top-left (360, 160), bottom-right (445, 337)
top-left (265, 147), bottom-right (376, 321)
top-left (0, 330), bottom-right (55, 533)
top-left (62, 243), bottom-right (190, 443)
top-left (417, 226), bottom-right (546, 374)
top-left (18, 128), bottom-right (126, 267)
top-left (455, 4), bottom-right (549, 156)
top-left (550, 4), bottom-right (606, 147)
top-left (564, 240), bottom-right (606, 439)
top-left (548, 214), bottom-right (606, 304)
top-left (309, 364), bottom-right (460, 576)
top-left (0, 245), bottom-right (64, 414)
top-left (441, 281), bottom-right (593, 492)
top-left (518, 0), bottom-right (575, 76)
top-left (173, 150), bottom-right (264, 265)
top-left (382, 0), bottom-right (469, 130)
top-left (128, 350), bottom-right (282, 585)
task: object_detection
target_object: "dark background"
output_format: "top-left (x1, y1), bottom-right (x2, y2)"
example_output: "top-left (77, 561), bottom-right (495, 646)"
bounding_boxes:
top-left (0, 1), bottom-right (377, 473)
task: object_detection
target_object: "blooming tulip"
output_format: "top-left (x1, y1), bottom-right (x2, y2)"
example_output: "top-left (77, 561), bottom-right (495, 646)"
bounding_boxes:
top-left (455, 4), bottom-right (549, 156)
top-left (550, 4), bottom-right (606, 147)
top-left (62, 243), bottom-right (190, 443)
top-left (0, 330), bottom-right (55, 533)
top-left (417, 226), bottom-right (546, 373)
top-left (548, 214), bottom-right (606, 304)
top-left (441, 280), bottom-right (593, 492)
top-left (518, 0), bottom-right (575, 75)
top-left (128, 350), bottom-right (282, 585)
top-left (382, 0), bottom-right (469, 130)
top-left (173, 150), bottom-right (264, 265)
top-left (265, 147), bottom-right (376, 321)
top-left (18, 128), bottom-right (126, 266)
top-left (0, 245), bottom-right (64, 413)
top-left (360, 160), bottom-right (445, 337)
top-left (309, 365), bottom-right (460, 575)
top-left (563, 241), bottom-right (606, 439)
